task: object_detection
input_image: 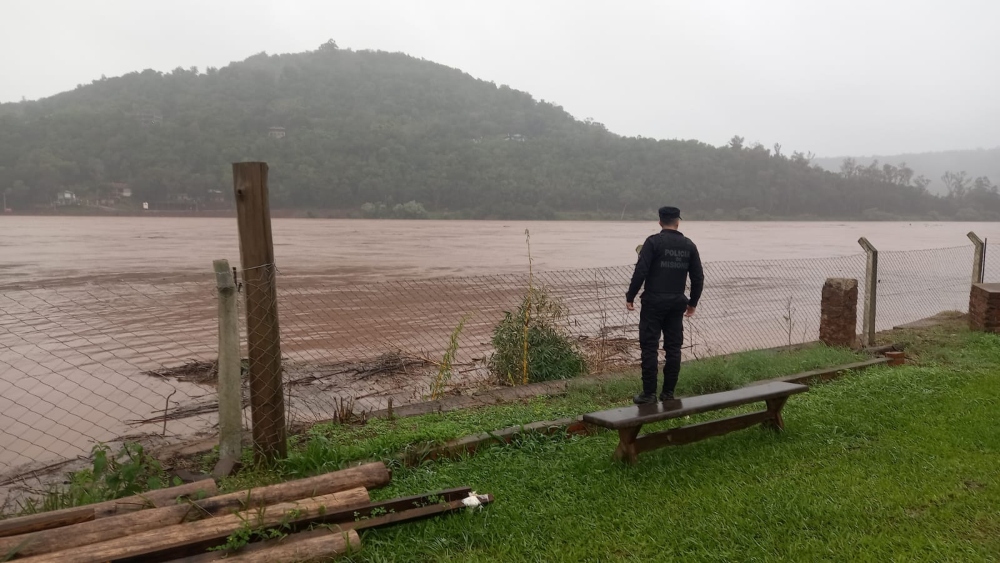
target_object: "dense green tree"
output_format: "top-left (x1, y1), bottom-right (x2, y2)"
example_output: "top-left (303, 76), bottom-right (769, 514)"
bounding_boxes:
top-left (0, 43), bottom-right (980, 220)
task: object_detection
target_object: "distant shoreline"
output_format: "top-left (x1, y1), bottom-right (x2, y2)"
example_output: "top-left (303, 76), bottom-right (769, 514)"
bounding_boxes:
top-left (1, 208), bottom-right (967, 222)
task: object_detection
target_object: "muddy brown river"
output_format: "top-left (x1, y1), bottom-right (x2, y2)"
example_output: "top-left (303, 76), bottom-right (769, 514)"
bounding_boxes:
top-left (3, 217), bottom-right (997, 285)
top-left (1, 217), bottom-right (997, 479)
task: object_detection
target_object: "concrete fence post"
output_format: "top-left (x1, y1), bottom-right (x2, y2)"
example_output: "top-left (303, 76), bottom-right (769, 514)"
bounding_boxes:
top-left (968, 232), bottom-right (985, 284)
top-left (858, 237), bottom-right (878, 347)
top-left (213, 259), bottom-right (242, 476)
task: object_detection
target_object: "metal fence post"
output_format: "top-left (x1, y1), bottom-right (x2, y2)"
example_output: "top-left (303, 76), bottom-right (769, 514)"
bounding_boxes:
top-left (968, 232), bottom-right (985, 284)
top-left (213, 259), bottom-right (242, 475)
top-left (858, 237), bottom-right (878, 347)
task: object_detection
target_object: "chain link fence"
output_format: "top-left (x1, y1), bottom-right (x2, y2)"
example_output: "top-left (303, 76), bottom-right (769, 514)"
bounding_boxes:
top-left (0, 239), bottom-right (991, 506)
top-left (0, 276), bottom-right (218, 507)
top-left (983, 240), bottom-right (1000, 287)
top-left (876, 245), bottom-right (976, 332)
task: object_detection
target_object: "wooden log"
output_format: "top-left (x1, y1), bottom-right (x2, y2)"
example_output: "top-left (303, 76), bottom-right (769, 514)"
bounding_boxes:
top-left (171, 488), bottom-right (475, 563)
top-left (154, 493), bottom-right (491, 563)
top-left (208, 529), bottom-right (360, 563)
top-left (17, 488), bottom-right (370, 563)
top-left (91, 480), bottom-right (219, 517)
top-left (0, 480), bottom-right (217, 540)
top-left (191, 462), bottom-right (389, 518)
top-left (0, 507), bottom-right (94, 538)
top-left (0, 462), bottom-right (389, 558)
top-left (2, 503), bottom-right (199, 560)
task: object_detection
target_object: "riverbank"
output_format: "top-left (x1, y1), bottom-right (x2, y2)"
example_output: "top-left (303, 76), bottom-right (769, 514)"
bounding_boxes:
top-left (2, 206), bottom-right (962, 222)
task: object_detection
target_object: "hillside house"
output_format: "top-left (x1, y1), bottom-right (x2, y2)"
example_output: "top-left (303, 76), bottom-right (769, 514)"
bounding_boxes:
top-left (110, 183), bottom-right (132, 198)
top-left (207, 189), bottom-right (225, 203)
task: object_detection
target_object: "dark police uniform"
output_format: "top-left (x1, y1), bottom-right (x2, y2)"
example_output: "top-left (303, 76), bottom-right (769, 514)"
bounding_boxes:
top-left (626, 207), bottom-right (704, 401)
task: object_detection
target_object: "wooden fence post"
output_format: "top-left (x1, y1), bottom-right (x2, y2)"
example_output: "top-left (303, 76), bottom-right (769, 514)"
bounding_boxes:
top-left (858, 237), bottom-right (878, 347)
top-left (968, 232), bottom-right (985, 284)
top-left (232, 162), bottom-right (286, 463)
top-left (213, 259), bottom-right (242, 475)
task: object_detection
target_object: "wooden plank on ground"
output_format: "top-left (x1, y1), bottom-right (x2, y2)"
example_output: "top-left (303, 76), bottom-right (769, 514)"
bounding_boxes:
top-left (756, 357), bottom-right (890, 386)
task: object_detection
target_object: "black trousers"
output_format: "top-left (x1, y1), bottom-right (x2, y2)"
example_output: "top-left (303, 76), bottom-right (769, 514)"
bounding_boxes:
top-left (638, 294), bottom-right (688, 396)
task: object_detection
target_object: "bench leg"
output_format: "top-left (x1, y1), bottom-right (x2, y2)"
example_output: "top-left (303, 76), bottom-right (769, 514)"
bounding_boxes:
top-left (613, 427), bottom-right (642, 465)
top-left (763, 397), bottom-right (788, 431)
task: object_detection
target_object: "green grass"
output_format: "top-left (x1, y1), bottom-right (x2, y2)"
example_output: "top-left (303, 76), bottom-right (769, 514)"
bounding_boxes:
top-left (10, 321), bottom-right (996, 560)
top-left (217, 344), bottom-right (863, 491)
top-left (333, 327), bottom-right (998, 561)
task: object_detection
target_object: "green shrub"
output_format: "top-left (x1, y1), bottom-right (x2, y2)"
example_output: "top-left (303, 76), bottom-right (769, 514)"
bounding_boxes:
top-left (488, 287), bottom-right (587, 384)
top-left (12, 442), bottom-right (173, 515)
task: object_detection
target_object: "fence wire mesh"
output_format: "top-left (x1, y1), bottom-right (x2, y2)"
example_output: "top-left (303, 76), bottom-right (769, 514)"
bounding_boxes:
top-left (0, 241), bottom-right (989, 507)
top-left (237, 264), bottom-right (288, 462)
top-left (876, 246), bottom-right (975, 332)
top-left (983, 240), bottom-right (1000, 284)
top-left (0, 276), bottom-right (219, 505)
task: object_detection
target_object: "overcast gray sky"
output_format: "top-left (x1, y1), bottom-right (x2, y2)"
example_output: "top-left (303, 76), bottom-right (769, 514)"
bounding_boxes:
top-left (3, 0), bottom-right (998, 156)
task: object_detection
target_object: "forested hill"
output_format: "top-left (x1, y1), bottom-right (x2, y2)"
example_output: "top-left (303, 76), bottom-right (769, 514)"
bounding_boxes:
top-left (1, 41), bottom-right (997, 220)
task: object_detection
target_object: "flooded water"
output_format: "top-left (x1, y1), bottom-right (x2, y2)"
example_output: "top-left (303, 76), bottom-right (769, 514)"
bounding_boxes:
top-left (1, 217), bottom-right (997, 478)
top-left (3, 217), bottom-right (998, 287)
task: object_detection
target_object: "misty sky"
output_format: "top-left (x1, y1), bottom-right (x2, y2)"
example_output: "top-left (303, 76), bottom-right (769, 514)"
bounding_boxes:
top-left (3, 0), bottom-right (998, 157)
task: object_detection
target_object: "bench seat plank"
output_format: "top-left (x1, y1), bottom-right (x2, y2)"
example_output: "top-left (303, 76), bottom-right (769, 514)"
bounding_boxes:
top-left (582, 381), bottom-right (808, 430)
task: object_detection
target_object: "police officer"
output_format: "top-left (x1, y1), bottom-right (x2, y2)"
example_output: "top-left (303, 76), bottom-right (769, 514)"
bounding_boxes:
top-left (626, 206), bottom-right (704, 404)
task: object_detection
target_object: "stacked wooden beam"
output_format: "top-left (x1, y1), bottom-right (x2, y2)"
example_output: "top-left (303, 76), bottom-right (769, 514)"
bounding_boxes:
top-left (0, 462), bottom-right (492, 562)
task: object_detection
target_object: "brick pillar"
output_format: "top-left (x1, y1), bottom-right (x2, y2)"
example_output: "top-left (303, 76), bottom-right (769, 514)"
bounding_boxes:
top-left (820, 278), bottom-right (858, 348)
top-left (969, 283), bottom-right (1000, 332)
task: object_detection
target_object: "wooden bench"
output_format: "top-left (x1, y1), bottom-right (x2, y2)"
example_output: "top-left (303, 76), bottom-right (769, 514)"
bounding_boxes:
top-left (582, 381), bottom-right (808, 464)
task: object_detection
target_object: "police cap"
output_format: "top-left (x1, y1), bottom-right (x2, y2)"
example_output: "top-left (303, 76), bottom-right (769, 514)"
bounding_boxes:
top-left (658, 206), bottom-right (682, 222)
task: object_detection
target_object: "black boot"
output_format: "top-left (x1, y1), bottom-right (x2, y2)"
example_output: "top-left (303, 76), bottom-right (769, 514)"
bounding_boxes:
top-left (659, 391), bottom-right (675, 402)
top-left (633, 392), bottom-right (657, 405)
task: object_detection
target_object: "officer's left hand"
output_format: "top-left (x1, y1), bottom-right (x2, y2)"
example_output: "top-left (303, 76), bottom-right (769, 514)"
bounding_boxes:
top-left (626, 302), bottom-right (634, 311)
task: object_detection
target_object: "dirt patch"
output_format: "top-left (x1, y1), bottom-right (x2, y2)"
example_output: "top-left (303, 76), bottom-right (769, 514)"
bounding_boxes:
top-left (893, 310), bottom-right (967, 330)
